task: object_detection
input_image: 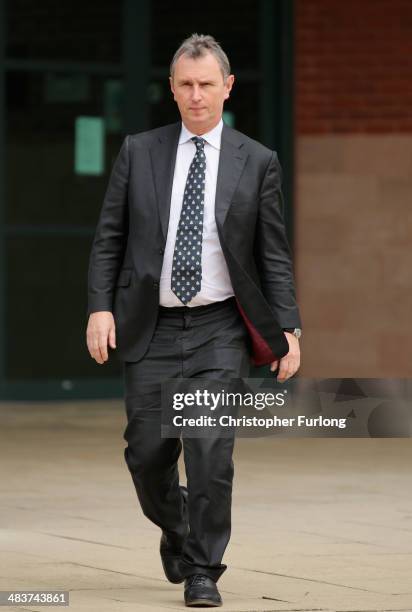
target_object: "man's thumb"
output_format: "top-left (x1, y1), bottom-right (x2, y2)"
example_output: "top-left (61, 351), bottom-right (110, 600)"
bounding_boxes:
top-left (270, 360), bottom-right (279, 372)
top-left (109, 327), bottom-right (116, 349)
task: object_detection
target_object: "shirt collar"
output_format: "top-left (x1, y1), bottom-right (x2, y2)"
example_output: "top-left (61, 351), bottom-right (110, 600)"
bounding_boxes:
top-left (179, 118), bottom-right (223, 150)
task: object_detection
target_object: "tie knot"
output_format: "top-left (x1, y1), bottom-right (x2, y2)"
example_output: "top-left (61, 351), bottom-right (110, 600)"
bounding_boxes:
top-left (191, 136), bottom-right (205, 150)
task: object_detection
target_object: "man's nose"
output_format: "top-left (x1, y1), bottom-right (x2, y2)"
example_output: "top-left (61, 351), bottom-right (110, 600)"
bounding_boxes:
top-left (191, 86), bottom-right (202, 101)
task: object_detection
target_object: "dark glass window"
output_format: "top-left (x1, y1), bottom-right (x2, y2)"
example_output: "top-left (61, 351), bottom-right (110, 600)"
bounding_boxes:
top-left (151, 0), bottom-right (259, 71)
top-left (6, 234), bottom-right (122, 379)
top-left (2, 0), bottom-right (271, 391)
top-left (6, 70), bottom-right (124, 226)
top-left (6, 0), bottom-right (122, 63)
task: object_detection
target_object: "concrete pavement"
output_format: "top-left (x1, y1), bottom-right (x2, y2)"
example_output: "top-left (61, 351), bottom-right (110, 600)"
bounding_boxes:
top-left (1, 400), bottom-right (412, 612)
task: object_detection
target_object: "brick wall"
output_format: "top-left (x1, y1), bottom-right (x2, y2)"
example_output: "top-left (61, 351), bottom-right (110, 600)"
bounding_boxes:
top-left (295, 0), bottom-right (412, 134)
top-left (294, 0), bottom-right (412, 377)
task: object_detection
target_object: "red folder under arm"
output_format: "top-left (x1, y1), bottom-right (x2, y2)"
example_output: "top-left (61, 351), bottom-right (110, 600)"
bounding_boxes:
top-left (235, 298), bottom-right (280, 367)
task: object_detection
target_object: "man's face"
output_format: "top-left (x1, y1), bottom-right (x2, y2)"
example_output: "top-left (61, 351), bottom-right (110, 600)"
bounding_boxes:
top-left (169, 52), bottom-right (234, 134)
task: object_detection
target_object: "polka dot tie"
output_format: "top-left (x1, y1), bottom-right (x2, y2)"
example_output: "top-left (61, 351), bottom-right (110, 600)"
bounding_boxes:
top-left (171, 136), bottom-right (206, 304)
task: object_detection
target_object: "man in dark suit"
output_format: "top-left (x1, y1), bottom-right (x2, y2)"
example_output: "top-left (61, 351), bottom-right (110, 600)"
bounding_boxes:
top-left (87, 33), bottom-right (301, 608)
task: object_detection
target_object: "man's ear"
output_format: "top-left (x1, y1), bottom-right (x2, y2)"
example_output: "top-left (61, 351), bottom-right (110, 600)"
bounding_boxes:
top-left (224, 74), bottom-right (235, 100)
top-left (169, 76), bottom-right (176, 100)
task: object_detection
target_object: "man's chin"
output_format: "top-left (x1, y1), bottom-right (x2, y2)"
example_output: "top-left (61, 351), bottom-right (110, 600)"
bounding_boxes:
top-left (188, 111), bottom-right (207, 120)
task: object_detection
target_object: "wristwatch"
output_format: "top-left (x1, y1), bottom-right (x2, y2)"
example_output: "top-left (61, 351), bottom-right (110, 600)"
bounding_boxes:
top-left (283, 328), bottom-right (302, 339)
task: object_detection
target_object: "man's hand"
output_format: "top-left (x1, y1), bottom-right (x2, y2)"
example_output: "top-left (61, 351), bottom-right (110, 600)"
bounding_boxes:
top-left (270, 332), bottom-right (300, 382)
top-left (86, 311), bottom-right (116, 364)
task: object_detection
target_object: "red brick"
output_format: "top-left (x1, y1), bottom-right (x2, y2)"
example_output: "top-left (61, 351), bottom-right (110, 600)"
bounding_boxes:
top-left (296, 0), bottom-right (412, 134)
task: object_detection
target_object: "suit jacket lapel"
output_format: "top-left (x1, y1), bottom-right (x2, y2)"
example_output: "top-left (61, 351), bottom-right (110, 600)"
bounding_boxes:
top-left (149, 120), bottom-right (248, 240)
top-left (215, 123), bottom-right (248, 228)
top-left (149, 122), bottom-right (181, 241)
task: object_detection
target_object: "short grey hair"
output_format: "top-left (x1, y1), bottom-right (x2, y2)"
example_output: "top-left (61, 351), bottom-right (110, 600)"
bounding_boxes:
top-left (170, 33), bottom-right (231, 81)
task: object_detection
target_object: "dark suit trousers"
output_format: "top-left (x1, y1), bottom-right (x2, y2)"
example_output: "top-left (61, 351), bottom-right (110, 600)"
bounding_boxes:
top-left (122, 297), bottom-right (250, 581)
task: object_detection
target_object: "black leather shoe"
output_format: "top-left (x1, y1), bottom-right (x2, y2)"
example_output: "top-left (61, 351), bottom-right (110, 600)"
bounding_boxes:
top-left (184, 574), bottom-right (222, 607)
top-left (160, 485), bottom-right (189, 583)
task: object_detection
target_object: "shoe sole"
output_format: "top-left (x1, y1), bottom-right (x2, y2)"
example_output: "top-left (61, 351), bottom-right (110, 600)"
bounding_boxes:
top-left (185, 599), bottom-right (222, 607)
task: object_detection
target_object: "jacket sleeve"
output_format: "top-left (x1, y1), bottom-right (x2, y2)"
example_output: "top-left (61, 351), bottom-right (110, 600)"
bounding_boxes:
top-left (254, 150), bottom-right (302, 329)
top-left (87, 135), bottom-right (130, 316)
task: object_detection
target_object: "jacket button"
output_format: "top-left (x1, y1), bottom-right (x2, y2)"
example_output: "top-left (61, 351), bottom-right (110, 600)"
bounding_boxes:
top-left (153, 281), bottom-right (159, 289)
top-left (159, 248), bottom-right (164, 255)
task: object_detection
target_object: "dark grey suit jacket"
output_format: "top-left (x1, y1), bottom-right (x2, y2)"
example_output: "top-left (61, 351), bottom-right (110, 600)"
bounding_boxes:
top-left (87, 121), bottom-right (301, 364)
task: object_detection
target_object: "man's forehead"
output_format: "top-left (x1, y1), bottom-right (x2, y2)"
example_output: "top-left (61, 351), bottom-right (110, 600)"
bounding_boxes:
top-left (174, 53), bottom-right (222, 78)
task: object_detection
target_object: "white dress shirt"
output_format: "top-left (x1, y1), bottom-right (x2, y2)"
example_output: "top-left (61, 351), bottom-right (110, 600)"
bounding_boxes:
top-left (159, 118), bottom-right (234, 307)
